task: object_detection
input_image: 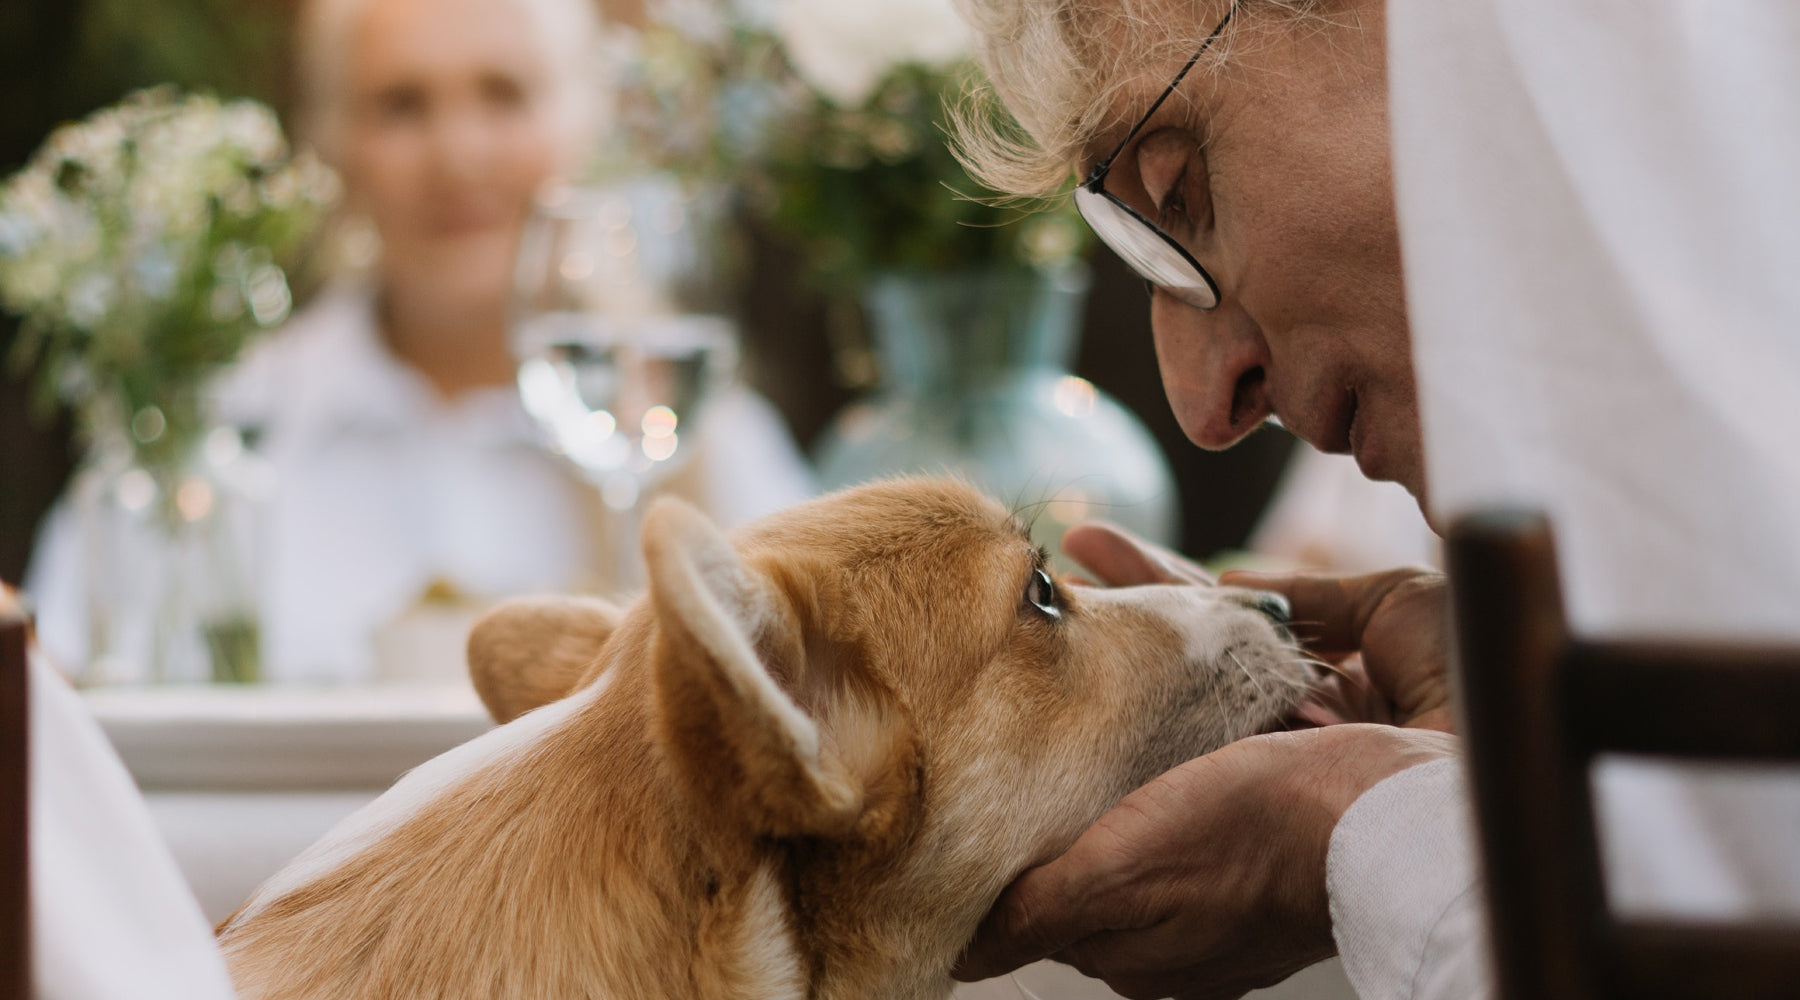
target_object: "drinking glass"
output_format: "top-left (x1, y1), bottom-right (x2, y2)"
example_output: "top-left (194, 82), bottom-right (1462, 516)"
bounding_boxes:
top-left (511, 181), bottom-right (738, 590)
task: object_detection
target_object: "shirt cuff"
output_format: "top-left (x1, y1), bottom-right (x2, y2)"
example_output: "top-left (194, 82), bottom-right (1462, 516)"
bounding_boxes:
top-left (1326, 756), bottom-right (1493, 1000)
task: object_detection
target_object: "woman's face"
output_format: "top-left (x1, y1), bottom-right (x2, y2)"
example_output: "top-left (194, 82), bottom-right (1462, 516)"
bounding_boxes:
top-left (1085, 0), bottom-right (1423, 499)
top-left (338, 0), bottom-right (563, 307)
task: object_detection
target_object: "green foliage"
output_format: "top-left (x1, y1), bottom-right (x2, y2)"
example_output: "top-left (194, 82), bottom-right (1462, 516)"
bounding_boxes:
top-left (0, 87), bottom-right (333, 474)
top-left (754, 62), bottom-right (1085, 291)
top-left (0, 0), bottom-right (293, 174)
top-left (604, 15), bottom-right (1087, 298)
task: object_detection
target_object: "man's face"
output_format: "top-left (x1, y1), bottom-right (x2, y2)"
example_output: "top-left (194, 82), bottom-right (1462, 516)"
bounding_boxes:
top-left (1083, 0), bottom-right (1423, 500)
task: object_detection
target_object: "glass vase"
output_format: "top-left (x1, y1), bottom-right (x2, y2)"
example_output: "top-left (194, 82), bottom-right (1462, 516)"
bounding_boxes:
top-left (814, 264), bottom-right (1178, 560)
top-left (75, 415), bottom-right (269, 685)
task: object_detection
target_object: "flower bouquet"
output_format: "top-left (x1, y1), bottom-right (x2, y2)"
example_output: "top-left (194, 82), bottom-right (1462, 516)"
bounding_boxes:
top-left (0, 86), bottom-right (334, 683)
top-left (1, 85), bottom-right (334, 478)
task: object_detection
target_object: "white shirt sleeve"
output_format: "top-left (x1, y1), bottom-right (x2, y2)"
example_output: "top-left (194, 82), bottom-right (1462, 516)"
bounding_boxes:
top-left (30, 647), bottom-right (238, 999)
top-left (1326, 757), bottom-right (1492, 1000)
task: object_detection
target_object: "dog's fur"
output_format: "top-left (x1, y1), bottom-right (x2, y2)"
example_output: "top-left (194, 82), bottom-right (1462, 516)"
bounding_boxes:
top-left (216, 479), bottom-right (1312, 1000)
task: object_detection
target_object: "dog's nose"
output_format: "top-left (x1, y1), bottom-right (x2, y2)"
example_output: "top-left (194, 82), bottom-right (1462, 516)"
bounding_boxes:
top-left (1250, 591), bottom-right (1291, 625)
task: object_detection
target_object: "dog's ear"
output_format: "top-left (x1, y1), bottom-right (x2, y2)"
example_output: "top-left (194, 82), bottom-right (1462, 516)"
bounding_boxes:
top-left (643, 497), bottom-right (864, 839)
top-left (467, 595), bottom-right (624, 724)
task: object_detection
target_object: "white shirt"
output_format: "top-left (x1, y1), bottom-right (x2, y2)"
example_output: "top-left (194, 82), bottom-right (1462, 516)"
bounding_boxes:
top-left (28, 642), bottom-right (238, 999)
top-left (1327, 3), bottom-right (1800, 998)
top-left (27, 288), bottom-right (815, 684)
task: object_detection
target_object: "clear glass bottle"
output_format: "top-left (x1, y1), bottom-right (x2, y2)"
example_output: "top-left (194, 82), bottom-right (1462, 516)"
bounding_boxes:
top-left (77, 412), bottom-right (270, 685)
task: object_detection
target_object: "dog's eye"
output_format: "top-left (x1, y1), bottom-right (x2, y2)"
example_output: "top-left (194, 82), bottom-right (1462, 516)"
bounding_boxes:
top-left (1025, 568), bottom-right (1060, 618)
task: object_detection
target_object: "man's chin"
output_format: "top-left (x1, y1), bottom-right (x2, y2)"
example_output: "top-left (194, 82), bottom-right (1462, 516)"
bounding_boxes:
top-left (1352, 440), bottom-right (1432, 522)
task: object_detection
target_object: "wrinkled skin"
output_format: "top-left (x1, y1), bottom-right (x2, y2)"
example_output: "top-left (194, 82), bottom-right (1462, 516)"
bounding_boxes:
top-left (1081, 0), bottom-right (1423, 497)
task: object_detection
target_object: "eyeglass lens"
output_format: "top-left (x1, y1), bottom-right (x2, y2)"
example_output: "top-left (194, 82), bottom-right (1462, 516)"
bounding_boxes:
top-left (1073, 186), bottom-right (1219, 310)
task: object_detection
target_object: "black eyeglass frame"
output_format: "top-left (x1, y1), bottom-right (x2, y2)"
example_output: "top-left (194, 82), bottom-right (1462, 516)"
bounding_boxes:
top-left (1077, 0), bottom-right (1240, 310)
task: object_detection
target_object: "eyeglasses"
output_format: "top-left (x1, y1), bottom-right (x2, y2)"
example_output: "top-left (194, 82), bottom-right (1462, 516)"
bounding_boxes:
top-left (1074, 1), bottom-right (1239, 311)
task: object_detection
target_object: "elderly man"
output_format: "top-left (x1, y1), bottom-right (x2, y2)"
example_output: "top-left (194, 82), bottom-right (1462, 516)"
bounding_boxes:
top-left (949, 1), bottom-right (1800, 998)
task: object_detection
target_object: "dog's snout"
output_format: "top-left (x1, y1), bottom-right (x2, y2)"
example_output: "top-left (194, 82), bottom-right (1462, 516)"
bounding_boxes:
top-left (1250, 590), bottom-right (1291, 625)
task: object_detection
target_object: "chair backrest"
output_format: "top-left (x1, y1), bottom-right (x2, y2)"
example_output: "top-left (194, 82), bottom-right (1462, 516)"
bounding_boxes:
top-left (1, 592), bottom-right (29, 998)
top-left (1446, 510), bottom-right (1800, 1000)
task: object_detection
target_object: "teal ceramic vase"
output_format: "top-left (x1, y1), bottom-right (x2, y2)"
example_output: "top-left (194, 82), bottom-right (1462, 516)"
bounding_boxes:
top-left (814, 264), bottom-right (1178, 561)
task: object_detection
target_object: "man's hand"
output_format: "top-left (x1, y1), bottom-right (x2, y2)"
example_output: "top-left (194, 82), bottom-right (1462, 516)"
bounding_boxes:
top-left (1220, 567), bottom-right (1454, 733)
top-left (952, 524), bottom-right (1462, 997)
top-left (1066, 521), bottom-right (1456, 733)
top-left (953, 725), bottom-right (1459, 999)
top-left (1062, 521), bottom-right (1218, 587)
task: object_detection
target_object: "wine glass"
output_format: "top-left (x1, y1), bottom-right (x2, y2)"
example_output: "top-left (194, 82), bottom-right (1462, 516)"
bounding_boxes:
top-left (511, 180), bottom-right (738, 590)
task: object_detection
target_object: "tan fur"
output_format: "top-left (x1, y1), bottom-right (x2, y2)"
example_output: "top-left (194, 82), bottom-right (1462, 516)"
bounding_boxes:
top-left (468, 594), bottom-right (623, 724)
top-left (218, 478), bottom-right (1314, 1000)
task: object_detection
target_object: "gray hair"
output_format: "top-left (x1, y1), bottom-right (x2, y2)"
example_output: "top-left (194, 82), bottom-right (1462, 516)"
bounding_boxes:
top-left (294, 0), bottom-right (605, 166)
top-left (950, 0), bottom-right (1318, 197)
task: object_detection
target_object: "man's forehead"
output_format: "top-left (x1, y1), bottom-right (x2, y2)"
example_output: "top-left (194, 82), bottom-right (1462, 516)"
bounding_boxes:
top-left (1072, 0), bottom-right (1239, 174)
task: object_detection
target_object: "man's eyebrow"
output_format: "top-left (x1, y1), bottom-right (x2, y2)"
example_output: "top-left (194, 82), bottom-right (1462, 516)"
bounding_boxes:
top-left (1081, 63), bottom-right (1226, 179)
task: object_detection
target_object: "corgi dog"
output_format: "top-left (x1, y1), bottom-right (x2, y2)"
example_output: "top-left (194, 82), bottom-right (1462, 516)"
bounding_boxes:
top-left (216, 478), bottom-right (1313, 1000)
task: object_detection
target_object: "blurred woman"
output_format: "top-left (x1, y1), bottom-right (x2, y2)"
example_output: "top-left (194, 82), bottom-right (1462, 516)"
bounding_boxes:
top-left (29, 0), bottom-right (813, 683)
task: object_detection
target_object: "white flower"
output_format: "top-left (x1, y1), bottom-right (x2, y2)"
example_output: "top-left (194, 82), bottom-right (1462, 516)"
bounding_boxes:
top-left (218, 100), bottom-right (287, 163)
top-left (133, 246), bottom-right (180, 301)
top-left (245, 265), bottom-right (292, 327)
top-left (0, 85), bottom-right (333, 425)
top-left (773, 0), bottom-right (970, 106)
top-left (65, 271), bottom-right (115, 329)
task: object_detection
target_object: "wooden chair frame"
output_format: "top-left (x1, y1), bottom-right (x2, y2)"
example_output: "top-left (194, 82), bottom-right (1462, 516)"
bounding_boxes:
top-left (1447, 510), bottom-right (1800, 1000)
top-left (2, 599), bottom-right (29, 997)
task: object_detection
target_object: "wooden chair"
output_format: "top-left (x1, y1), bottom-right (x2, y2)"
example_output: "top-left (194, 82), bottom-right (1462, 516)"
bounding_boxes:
top-left (1, 591), bottom-right (29, 997)
top-left (1446, 510), bottom-right (1800, 1000)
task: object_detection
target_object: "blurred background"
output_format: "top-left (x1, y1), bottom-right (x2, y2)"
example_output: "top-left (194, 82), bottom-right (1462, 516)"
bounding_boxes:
top-left (0, 3), bottom-right (1427, 995)
top-left (0, 0), bottom-right (1318, 613)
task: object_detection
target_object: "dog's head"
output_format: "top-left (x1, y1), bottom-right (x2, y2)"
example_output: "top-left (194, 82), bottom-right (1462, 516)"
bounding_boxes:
top-left (470, 477), bottom-right (1311, 988)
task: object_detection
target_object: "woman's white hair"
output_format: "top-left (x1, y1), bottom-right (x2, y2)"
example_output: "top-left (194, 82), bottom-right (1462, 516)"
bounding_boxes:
top-left (950, 0), bottom-right (1318, 198)
top-left (294, 0), bottom-right (605, 166)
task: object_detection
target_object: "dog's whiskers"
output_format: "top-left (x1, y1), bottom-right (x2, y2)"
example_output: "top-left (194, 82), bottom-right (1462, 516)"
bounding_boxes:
top-left (1226, 646), bottom-right (1272, 703)
top-left (1299, 652), bottom-right (1354, 684)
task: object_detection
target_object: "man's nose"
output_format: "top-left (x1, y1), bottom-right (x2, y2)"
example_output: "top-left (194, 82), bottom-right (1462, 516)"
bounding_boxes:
top-left (1149, 291), bottom-right (1273, 450)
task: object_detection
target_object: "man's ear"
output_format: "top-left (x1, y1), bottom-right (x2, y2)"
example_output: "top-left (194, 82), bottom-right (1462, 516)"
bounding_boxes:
top-left (467, 595), bottom-right (624, 724)
top-left (642, 496), bottom-right (863, 839)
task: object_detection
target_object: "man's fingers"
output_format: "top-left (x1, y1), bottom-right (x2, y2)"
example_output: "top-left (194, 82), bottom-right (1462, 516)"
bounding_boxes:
top-left (1220, 567), bottom-right (1428, 654)
top-left (953, 861), bottom-right (1107, 981)
top-left (1224, 567), bottom-right (1454, 729)
top-left (1063, 522), bottom-right (1215, 588)
top-left (1062, 523), bottom-right (1180, 587)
